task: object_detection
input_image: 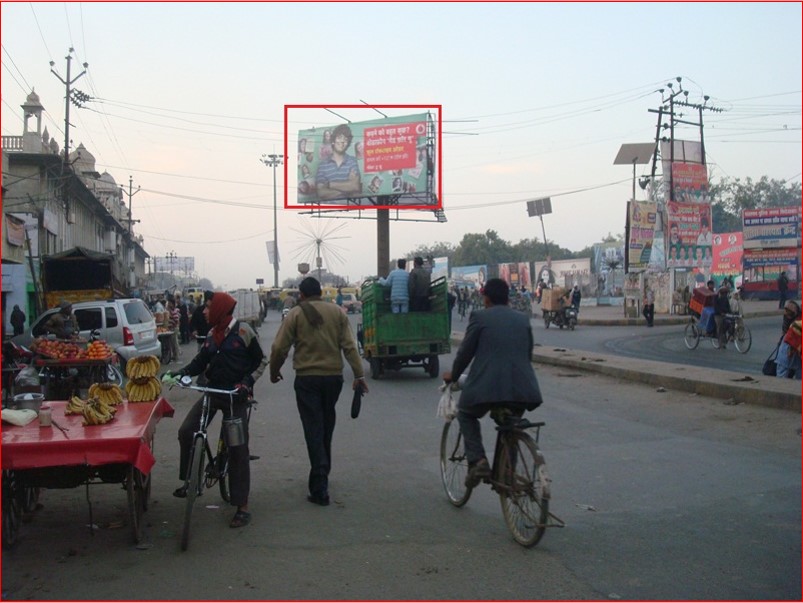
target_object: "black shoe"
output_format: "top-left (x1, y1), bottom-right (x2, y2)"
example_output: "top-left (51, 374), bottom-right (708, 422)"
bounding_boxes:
top-left (465, 458), bottom-right (491, 488)
top-left (173, 485), bottom-right (188, 498)
top-left (307, 493), bottom-right (330, 506)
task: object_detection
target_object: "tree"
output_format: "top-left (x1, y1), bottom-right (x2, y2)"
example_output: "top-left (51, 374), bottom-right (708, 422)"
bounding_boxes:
top-left (709, 176), bottom-right (802, 233)
top-left (405, 241), bottom-right (456, 263)
top-left (450, 230), bottom-right (514, 266)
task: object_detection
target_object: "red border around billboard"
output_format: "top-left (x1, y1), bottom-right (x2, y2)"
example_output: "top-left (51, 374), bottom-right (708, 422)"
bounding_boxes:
top-left (284, 104), bottom-right (442, 211)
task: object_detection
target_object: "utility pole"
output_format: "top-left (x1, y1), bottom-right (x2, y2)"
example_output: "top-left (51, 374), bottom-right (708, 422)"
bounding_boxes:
top-left (50, 48), bottom-right (88, 218)
top-left (166, 251), bottom-right (177, 289)
top-left (121, 175), bottom-right (141, 235)
top-left (260, 153), bottom-right (283, 287)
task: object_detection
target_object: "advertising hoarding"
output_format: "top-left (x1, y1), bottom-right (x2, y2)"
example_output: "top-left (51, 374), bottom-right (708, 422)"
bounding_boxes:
top-left (154, 256), bottom-right (195, 273)
top-left (498, 262), bottom-right (531, 291)
top-left (665, 201), bottom-right (712, 269)
top-left (450, 265), bottom-right (486, 289)
top-left (627, 201), bottom-right (658, 271)
top-left (742, 206), bottom-right (800, 249)
top-left (291, 109), bottom-right (440, 209)
top-left (712, 232), bottom-right (743, 280)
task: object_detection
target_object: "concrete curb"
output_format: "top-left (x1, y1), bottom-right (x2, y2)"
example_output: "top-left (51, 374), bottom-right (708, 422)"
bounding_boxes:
top-left (449, 329), bottom-right (801, 412)
top-left (530, 346), bottom-right (801, 412)
top-left (574, 309), bottom-right (779, 328)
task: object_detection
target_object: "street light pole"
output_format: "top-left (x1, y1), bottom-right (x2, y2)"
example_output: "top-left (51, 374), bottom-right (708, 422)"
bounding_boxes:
top-left (260, 153), bottom-right (284, 288)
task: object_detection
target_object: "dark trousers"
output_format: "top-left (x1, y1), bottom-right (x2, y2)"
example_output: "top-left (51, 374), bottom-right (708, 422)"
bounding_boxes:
top-left (642, 303), bottom-right (654, 326)
top-left (457, 403), bottom-right (524, 465)
top-left (410, 295), bottom-right (430, 312)
top-left (294, 375), bottom-right (344, 497)
top-left (779, 291), bottom-right (788, 309)
top-left (178, 393), bottom-right (250, 507)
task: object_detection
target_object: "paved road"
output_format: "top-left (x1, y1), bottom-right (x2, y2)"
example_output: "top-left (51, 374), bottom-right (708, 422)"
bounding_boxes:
top-left (2, 312), bottom-right (800, 601)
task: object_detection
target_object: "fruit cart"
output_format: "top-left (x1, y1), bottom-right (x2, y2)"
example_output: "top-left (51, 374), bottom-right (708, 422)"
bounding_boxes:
top-left (31, 338), bottom-right (122, 400)
top-left (1, 396), bottom-right (174, 548)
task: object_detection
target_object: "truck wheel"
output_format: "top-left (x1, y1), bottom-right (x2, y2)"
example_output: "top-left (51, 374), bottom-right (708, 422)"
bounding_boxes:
top-left (369, 358), bottom-right (381, 380)
top-left (427, 356), bottom-right (440, 378)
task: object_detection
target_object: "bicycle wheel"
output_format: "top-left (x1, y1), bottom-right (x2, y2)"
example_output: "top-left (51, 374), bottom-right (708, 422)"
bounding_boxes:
top-left (181, 436), bottom-right (206, 551)
top-left (127, 465), bottom-right (146, 544)
top-left (216, 445), bottom-right (231, 503)
top-left (497, 432), bottom-right (550, 547)
top-left (683, 321), bottom-right (700, 350)
top-left (2, 471), bottom-right (22, 549)
top-left (734, 321), bottom-right (752, 354)
top-left (440, 420), bottom-right (472, 507)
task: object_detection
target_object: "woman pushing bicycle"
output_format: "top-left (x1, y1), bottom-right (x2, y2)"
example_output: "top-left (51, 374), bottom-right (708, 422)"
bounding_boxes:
top-left (163, 291), bottom-right (268, 528)
top-left (442, 278), bottom-right (544, 488)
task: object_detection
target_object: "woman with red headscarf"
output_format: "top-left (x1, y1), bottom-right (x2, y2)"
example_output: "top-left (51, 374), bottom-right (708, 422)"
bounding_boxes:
top-left (166, 291), bottom-right (267, 528)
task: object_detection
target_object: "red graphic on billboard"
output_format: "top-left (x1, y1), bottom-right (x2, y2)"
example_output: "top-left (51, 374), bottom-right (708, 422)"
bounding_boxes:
top-left (712, 232), bottom-right (743, 276)
top-left (362, 121), bottom-right (425, 173)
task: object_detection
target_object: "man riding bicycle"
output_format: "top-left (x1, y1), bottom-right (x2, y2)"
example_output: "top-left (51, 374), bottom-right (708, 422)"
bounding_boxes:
top-left (443, 278), bottom-right (544, 487)
top-left (164, 292), bottom-right (267, 528)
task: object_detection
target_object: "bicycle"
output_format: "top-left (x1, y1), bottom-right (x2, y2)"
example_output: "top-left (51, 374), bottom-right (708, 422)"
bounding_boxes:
top-left (439, 401), bottom-right (564, 547)
top-left (683, 312), bottom-right (752, 353)
top-left (170, 376), bottom-right (255, 551)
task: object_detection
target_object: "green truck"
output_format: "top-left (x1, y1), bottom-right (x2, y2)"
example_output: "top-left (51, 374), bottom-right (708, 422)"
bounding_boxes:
top-left (358, 276), bottom-right (451, 379)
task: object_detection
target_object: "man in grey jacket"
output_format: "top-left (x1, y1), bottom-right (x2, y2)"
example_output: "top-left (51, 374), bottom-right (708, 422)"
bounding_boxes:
top-left (443, 278), bottom-right (543, 487)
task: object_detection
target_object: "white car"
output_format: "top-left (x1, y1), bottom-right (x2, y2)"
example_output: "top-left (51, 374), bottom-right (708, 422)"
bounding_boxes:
top-left (13, 298), bottom-right (161, 374)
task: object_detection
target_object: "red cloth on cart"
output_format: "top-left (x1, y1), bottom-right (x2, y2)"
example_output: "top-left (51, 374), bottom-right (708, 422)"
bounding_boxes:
top-left (2, 398), bottom-right (174, 475)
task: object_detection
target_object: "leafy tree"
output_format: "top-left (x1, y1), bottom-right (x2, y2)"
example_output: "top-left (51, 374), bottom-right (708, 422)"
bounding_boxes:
top-left (709, 176), bottom-right (802, 233)
top-left (450, 230), bottom-right (514, 266)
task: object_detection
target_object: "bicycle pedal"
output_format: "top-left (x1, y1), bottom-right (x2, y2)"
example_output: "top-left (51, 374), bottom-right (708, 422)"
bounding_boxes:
top-left (249, 455), bottom-right (260, 461)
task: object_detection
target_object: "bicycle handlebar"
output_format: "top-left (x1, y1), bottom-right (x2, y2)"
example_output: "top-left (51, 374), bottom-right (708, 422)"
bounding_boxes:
top-left (172, 375), bottom-right (239, 397)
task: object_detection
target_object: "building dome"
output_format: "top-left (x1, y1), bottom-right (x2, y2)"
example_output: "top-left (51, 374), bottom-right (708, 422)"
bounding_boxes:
top-left (99, 171), bottom-right (117, 188)
top-left (69, 143), bottom-right (97, 174)
top-left (25, 90), bottom-right (42, 105)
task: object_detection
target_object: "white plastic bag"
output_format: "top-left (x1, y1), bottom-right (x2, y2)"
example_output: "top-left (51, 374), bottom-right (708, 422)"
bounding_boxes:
top-left (436, 383), bottom-right (457, 420)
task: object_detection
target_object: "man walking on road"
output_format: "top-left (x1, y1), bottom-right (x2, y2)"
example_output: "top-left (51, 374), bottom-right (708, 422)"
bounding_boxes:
top-left (269, 276), bottom-right (368, 506)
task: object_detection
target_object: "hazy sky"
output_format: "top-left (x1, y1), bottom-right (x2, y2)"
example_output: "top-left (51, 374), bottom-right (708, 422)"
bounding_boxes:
top-left (2, 2), bottom-right (800, 289)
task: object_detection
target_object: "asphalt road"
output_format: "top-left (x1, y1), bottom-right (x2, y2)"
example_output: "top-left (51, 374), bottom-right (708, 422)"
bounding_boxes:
top-left (2, 311), bottom-right (800, 601)
top-left (515, 315), bottom-right (778, 376)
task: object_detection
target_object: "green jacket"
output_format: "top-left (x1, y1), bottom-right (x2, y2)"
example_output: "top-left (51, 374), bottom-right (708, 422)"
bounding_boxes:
top-left (270, 298), bottom-right (364, 379)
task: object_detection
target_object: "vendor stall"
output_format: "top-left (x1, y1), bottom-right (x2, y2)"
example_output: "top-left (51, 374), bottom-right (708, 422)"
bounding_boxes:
top-left (2, 397), bottom-right (174, 547)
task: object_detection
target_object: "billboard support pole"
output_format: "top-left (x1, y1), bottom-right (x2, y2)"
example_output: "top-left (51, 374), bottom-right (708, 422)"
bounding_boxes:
top-left (377, 199), bottom-right (390, 278)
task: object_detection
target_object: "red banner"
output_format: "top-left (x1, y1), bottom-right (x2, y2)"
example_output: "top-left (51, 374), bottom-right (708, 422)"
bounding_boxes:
top-left (712, 232), bottom-right (743, 276)
top-left (362, 121), bottom-right (425, 173)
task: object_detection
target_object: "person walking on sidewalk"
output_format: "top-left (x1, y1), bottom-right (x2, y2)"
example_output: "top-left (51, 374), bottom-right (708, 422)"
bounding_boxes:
top-left (642, 287), bottom-right (655, 327)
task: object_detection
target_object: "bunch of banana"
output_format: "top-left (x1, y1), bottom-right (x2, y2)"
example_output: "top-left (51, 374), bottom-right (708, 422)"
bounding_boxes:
top-left (126, 355), bottom-right (161, 380)
top-left (65, 395), bottom-right (86, 415)
top-left (88, 382), bottom-right (124, 406)
top-left (125, 376), bottom-right (162, 402)
top-left (82, 396), bottom-right (117, 426)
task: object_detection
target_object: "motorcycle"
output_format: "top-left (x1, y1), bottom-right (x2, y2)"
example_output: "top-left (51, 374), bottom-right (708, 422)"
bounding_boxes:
top-left (543, 304), bottom-right (578, 330)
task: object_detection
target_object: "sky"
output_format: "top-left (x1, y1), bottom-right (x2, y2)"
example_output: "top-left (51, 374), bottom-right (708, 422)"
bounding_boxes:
top-left (2, 2), bottom-right (800, 290)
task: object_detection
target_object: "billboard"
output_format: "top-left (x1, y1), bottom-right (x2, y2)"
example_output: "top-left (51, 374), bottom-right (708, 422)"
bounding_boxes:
top-left (742, 206), bottom-right (800, 249)
top-left (712, 232), bottom-right (743, 280)
top-left (498, 262), bottom-right (531, 291)
top-left (450, 265), bottom-right (486, 289)
top-left (154, 256), bottom-right (194, 273)
top-left (290, 108), bottom-right (440, 209)
top-left (665, 201), bottom-right (712, 269)
top-left (626, 201), bottom-right (658, 271)
top-left (431, 256), bottom-right (448, 281)
top-left (670, 162), bottom-right (709, 203)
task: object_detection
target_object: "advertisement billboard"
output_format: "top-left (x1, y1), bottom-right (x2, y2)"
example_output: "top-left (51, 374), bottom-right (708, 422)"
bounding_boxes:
top-left (742, 206), bottom-right (800, 249)
top-left (291, 109), bottom-right (439, 209)
top-left (154, 256), bottom-right (195, 273)
top-left (498, 262), bottom-right (531, 291)
top-left (712, 232), bottom-right (743, 280)
top-left (626, 201), bottom-right (658, 271)
top-left (665, 201), bottom-right (712, 269)
top-left (450, 265), bottom-right (487, 289)
top-left (670, 162), bottom-right (709, 203)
